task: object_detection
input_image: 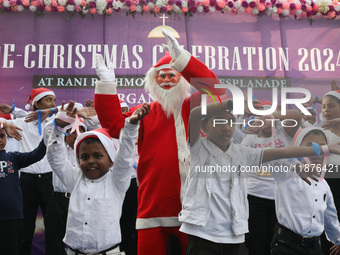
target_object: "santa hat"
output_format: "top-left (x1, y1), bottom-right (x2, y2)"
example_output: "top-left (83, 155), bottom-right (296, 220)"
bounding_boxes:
top-left (293, 127), bottom-right (328, 147)
top-left (324, 90), bottom-right (340, 101)
top-left (25, 88), bottom-right (56, 110)
top-left (153, 52), bottom-right (172, 71)
top-left (74, 128), bottom-right (116, 163)
top-left (119, 100), bottom-right (129, 110)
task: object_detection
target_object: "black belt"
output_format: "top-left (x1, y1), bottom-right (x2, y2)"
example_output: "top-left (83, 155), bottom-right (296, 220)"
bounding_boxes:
top-left (276, 223), bottom-right (321, 248)
top-left (69, 243), bottom-right (119, 255)
top-left (20, 172), bottom-right (52, 178)
top-left (53, 191), bottom-right (71, 199)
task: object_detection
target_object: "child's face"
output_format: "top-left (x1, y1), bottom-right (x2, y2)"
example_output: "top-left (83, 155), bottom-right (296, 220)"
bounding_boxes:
top-left (300, 133), bottom-right (327, 165)
top-left (65, 127), bottom-right (85, 149)
top-left (322, 96), bottom-right (340, 121)
top-left (0, 129), bottom-right (7, 151)
top-left (202, 111), bottom-right (235, 151)
top-left (34, 95), bottom-right (56, 110)
top-left (78, 141), bottom-right (113, 180)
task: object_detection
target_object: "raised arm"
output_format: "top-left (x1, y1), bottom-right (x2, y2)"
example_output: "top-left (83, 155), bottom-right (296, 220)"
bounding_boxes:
top-left (2, 122), bottom-right (23, 141)
top-left (16, 139), bottom-right (46, 169)
top-left (162, 30), bottom-right (224, 96)
top-left (45, 102), bottom-right (80, 191)
top-left (271, 110), bottom-right (302, 138)
top-left (262, 142), bottom-right (340, 163)
top-left (94, 54), bottom-right (131, 138)
top-left (113, 104), bottom-right (150, 194)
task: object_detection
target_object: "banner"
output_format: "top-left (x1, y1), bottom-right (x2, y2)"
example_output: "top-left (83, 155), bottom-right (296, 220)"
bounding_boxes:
top-left (1, 12), bottom-right (340, 109)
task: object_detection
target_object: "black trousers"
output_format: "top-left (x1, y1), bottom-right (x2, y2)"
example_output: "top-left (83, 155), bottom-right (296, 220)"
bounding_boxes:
top-left (271, 224), bottom-right (323, 255)
top-left (120, 178), bottom-right (138, 255)
top-left (245, 195), bottom-right (277, 255)
top-left (20, 172), bottom-right (54, 255)
top-left (185, 234), bottom-right (249, 255)
top-left (45, 191), bottom-right (70, 255)
top-left (0, 219), bottom-right (23, 255)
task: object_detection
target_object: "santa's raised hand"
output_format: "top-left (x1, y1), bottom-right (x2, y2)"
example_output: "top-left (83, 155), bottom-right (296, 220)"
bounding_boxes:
top-left (162, 29), bottom-right (182, 61)
top-left (95, 54), bottom-right (115, 82)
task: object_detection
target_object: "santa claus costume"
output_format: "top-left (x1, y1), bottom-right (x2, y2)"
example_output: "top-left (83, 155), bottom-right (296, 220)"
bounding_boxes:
top-left (94, 31), bottom-right (224, 255)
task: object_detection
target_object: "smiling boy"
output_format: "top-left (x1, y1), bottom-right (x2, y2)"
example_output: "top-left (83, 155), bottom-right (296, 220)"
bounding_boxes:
top-left (46, 102), bottom-right (150, 255)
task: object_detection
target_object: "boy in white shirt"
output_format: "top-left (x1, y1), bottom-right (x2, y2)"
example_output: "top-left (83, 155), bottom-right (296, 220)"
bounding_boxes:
top-left (43, 117), bottom-right (87, 255)
top-left (180, 100), bottom-right (340, 255)
top-left (47, 102), bottom-right (149, 255)
top-left (271, 127), bottom-right (340, 255)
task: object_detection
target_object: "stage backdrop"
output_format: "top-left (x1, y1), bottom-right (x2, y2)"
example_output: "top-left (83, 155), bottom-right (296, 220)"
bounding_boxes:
top-left (1, 12), bottom-right (340, 109)
top-left (1, 10), bottom-right (340, 255)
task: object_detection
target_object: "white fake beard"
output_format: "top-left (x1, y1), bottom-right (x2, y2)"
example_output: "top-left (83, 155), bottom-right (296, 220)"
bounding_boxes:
top-left (145, 68), bottom-right (190, 118)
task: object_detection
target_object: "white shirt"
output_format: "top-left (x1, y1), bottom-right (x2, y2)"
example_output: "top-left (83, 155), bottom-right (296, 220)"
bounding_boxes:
top-left (4, 136), bottom-right (20, 152)
top-left (83, 115), bottom-right (102, 131)
top-left (43, 120), bottom-right (75, 193)
top-left (179, 136), bottom-right (263, 243)
top-left (272, 160), bottom-right (340, 243)
top-left (11, 107), bottom-right (28, 119)
top-left (232, 126), bottom-right (245, 145)
top-left (9, 117), bottom-right (53, 174)
top-left (47, 119), bottom-right (138, 254)
top-left (241, 125), bottom-right (293, 199)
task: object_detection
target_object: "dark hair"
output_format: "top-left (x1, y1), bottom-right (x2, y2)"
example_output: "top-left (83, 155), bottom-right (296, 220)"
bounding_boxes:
top-left (33, 98), bottom-right (43, 111)
top-left (80, 137), bottom-right (101, 147)
top-left (324, 95), bottom-right (340, 106)
top-left (202, 100), bottom-right (234, 124)
top-left (303, 129), bottom-right (328, 144)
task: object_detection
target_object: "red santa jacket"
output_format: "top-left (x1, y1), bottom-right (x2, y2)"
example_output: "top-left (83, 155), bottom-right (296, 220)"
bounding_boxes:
top-left (95, 51), bottom-right (224, 229)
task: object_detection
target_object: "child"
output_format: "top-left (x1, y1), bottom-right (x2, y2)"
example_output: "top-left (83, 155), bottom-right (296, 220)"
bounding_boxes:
top-left (0, 123), bottom-right (46, 255)
top-left (271, 127), bottom-right (340, 255)
top-left (179, 100), bottom-right (340, 255)
top-left (320, 90), bottom-right (340, 254)
top-left (241, 101), bottom-right (302, 255)
top-left (43, 114), bottom-right (87, 255)
top-left (46, 102), bottom-right (150, 255)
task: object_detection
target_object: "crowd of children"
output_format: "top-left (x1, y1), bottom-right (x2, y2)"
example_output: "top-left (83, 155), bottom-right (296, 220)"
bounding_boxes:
top-left (1, 30), bottom-right (340, 255)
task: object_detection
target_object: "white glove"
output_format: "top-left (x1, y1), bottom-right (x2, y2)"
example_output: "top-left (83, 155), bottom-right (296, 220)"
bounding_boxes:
top-left (162, 29), bottom-right (182, 61)
top-left (95, 54), bottom-right (115, 82)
